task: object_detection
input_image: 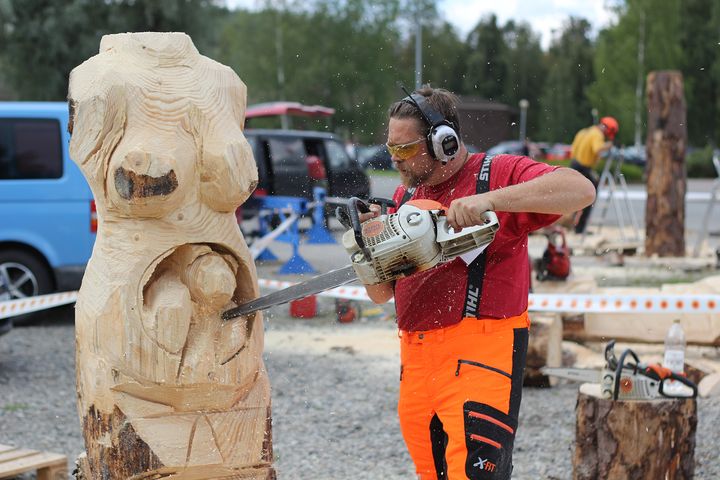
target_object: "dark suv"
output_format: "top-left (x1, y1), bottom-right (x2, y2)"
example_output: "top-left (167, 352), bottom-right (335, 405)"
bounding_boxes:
top-left (243, 129), bottom-right (370, 216)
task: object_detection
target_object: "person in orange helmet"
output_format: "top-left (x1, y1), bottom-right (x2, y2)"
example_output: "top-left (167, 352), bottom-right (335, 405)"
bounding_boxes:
top-left (569, 116), bottom-right (619, 233)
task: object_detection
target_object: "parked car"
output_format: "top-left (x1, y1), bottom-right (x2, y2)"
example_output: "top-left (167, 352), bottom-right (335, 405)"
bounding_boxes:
top-left (545, 143), bottom-right (572, 162)
top-left (619, 145), bottom-right (647, 167)
top-left (0, 102), bottom-right (96, 304)
top-left (0, 275), bottom-right (10, 336)
top-left (357, 144), bottom-right (393, 170)
top-left (242, 129), bottom-right (370, 217)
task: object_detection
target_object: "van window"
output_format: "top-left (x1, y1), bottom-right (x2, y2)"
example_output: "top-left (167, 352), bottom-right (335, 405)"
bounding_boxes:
top-left (0, 118), bottom-right (63, 179)
top-left (268, 137), bottom-right (307, 172)
top-left (325, 139), bottom-right (352, 170)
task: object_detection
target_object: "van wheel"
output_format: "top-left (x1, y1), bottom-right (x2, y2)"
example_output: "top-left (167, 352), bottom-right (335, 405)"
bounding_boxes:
top-left (0, 250), bottom-right (54, 300)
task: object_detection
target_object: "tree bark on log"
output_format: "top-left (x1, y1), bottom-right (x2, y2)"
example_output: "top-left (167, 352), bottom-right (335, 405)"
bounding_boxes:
top-left (573, 392), bottom-right (696, 479)
top-left (68, 32), bottom-right (273, 479)
top-left (645, 70), bottom-right (687, 257)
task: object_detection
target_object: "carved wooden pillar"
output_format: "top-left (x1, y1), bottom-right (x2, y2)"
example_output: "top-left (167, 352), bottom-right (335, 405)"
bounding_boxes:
top-left (68, 32), bottom-right (273, 479)
top-left (645, 70), bottom-right (687, 257)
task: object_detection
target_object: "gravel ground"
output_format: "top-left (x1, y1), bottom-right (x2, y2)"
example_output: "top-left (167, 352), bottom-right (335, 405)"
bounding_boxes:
top-left (1, 302), bottom-right (720, 479)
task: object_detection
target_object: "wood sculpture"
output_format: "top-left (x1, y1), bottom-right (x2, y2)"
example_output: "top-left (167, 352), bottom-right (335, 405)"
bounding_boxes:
top-left (68, 32), bottom-right (273, 479)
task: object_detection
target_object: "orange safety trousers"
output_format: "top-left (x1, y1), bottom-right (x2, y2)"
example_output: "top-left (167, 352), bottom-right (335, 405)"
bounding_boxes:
top-left (398, 313), bottom-right (530, 480)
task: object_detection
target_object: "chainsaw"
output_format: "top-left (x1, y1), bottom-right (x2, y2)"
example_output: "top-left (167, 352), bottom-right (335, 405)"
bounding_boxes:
top-left (223, 197), bottom-right (499, 320)
top-left (541, 340), bottom-right (697, 400)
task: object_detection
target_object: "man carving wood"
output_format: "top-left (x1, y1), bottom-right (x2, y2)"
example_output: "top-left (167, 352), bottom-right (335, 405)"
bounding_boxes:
top-left (68, 32), bottom-right (273, 479)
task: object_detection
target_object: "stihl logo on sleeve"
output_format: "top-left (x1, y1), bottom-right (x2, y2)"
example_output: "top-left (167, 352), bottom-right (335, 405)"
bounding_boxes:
top-left (479, 156), bottom-right (491, 182)
top-left (473, 457), bottom-right (496, 472)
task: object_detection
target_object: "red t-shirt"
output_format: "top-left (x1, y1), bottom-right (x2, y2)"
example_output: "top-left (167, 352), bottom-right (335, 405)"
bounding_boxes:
top-left (391, 153), bottom-right (560, 332)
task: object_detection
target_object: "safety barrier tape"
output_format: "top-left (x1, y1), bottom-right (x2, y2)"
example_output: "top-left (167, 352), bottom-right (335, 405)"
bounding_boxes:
top-left (527, 293), bottom-right (719, 314)
top-left (597, 190), bottom-right (719, 202)
top-left (0, 291), bottom-right (78, 320)
top-left (1, 286), bottom-right (718, 320)
top-left (257, 279), bottom-right (720, 313)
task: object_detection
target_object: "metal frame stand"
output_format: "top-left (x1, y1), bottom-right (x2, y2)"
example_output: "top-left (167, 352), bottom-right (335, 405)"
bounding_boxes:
top-left (583, 151), bottom-right (641, 247)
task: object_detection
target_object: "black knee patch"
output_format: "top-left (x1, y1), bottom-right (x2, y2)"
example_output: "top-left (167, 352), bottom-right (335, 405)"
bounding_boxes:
top-left (429, 413), bottom-right (448, 479)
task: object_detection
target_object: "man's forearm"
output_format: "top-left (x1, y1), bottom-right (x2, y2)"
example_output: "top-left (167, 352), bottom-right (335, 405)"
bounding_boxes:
top-left (487, 168), bottom-right (595, 216)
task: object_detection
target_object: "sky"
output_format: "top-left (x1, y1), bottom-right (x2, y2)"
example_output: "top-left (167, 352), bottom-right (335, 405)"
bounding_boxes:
top-left (223, 0), bottom-right (618, 49)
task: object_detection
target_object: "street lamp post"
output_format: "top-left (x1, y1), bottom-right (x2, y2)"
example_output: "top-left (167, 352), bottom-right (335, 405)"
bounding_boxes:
top-left (519, 99), bottom-right (529, 142)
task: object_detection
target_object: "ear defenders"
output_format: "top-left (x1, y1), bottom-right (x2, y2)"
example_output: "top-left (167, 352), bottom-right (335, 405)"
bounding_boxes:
top-left (401, 91), bottom-right (460, 165)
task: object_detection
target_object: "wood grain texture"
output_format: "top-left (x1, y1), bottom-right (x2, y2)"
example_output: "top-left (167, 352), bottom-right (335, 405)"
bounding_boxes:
top-left (645, 70), bottom-right (687, 257)
top-left (573, 393), bottom-right (696, 480)
top-left (68, 32), bottom-right (273, 479)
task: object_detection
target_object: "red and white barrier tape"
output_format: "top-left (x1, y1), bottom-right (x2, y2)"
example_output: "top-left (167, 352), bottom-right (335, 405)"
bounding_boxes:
top-left (0, 291), bottom-right (78, 320)
top-left (2, 285), bottom-right (718, 319)
top-left (257, 279), bottom-right (720, 313)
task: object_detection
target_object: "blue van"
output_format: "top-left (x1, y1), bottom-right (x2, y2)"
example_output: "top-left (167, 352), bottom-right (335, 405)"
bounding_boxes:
top-left (0, 102), bottom-right (95, 303)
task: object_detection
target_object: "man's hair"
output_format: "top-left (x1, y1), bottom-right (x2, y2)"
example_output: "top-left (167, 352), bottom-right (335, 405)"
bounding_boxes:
top-left (388, 85), bottom-right (461, 136)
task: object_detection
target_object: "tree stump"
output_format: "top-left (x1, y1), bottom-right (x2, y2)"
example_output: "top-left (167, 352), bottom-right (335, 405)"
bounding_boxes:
top-left (68, 32), bottom-right (273, 479)
top-left (645, 70), bottom-right (687, 257)
top-left (573, 391), bottom-right (696, 479)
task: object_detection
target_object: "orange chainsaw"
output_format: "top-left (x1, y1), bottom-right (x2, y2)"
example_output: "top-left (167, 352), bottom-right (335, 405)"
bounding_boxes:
top-left (541, 340), bottom-right (697, 400)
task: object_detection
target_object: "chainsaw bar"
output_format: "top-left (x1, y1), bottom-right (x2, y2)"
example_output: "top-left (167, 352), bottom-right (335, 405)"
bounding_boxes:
top-left (222, 265), bottom-right (358, 320)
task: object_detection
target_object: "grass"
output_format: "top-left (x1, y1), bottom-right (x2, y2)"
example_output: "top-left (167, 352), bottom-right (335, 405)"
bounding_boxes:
top-left (2, 402), bottom-right (30, 412)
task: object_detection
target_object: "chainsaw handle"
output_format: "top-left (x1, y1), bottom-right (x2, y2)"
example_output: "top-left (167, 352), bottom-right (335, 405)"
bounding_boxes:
top-left (659, 372), bottom-right (698, 399)
top-left (367, 197), bottom-right (396, 215)
top-left (347, 197), bottom-right (373, 262)
top-left (613, 347), bottom-right (640, 400)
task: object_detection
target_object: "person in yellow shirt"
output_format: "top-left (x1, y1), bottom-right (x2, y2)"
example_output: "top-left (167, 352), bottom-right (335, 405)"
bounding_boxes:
top-left (569, 116), bottom-right (619, 233)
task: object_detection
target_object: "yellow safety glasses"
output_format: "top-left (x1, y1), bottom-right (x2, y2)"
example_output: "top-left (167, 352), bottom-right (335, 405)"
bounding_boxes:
top-left (386, 138), bottom-right (425, 160)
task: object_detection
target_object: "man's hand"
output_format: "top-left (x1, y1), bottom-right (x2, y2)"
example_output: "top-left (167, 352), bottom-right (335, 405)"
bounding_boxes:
top-left (358, 203), bottom-right (381, 223)
top-left (446, 194), bottom-right (495, 231)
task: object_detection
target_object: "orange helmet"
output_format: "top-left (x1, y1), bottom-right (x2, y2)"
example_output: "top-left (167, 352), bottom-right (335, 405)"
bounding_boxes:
top-left (599, 116), bottom-right (619, 140)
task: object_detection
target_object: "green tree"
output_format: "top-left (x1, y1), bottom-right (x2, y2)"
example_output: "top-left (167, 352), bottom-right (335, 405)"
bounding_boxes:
top-left (217, 1), bottom-right (403, 143)
top-left (500, 20), bottom-right (546, 139)
top-left (681, 0), bottom-right (720, 146)
top-left (0, 0), bottom-right (226, 100)
top-left (587, 0), bottom-right (683, 146)
top-left (463, 14), bottom-right (506, 101)
top-left (538, 17), bottom-right (596, 143)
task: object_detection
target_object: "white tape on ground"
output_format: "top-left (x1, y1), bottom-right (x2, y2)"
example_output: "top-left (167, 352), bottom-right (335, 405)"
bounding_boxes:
top-left (0, 291), bottom-right (78, 319)
top-left (257, 279), bottom-right (720, 313)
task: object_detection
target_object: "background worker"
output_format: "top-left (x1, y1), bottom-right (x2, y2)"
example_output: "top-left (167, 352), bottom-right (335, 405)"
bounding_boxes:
top-left (568, 116), bottom-right (619, 233)
top-left (360, 86), bottom-right (595, 479)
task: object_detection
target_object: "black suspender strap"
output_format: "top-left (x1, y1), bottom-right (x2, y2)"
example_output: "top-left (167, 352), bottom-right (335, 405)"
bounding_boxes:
top-left (463, 154), bottom-right (493, 318)
top-left (398, 187), bottom-right (415, 208)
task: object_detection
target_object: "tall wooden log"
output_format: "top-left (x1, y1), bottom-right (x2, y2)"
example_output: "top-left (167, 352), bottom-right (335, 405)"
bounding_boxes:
top-left (573, 391), bottom-right (696, 480)
top-left (645, 70), bottom-right (687, 257)
top-left (68, 32), bottom-right (273, 479)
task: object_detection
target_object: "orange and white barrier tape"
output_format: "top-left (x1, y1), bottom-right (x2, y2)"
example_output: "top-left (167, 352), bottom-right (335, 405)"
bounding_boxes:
top-left (0, 291), bottom-right (78, 320)
top-left (528, 293), bottom-right (719, 313)
top-left (3, 286), bottom-right (718, 319)
top-left (257, 279), bottom-right (720, 313)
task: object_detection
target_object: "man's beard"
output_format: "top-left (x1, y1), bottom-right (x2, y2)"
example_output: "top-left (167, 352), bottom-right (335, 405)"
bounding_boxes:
top-left (399, 164), bottom-right (434, 188)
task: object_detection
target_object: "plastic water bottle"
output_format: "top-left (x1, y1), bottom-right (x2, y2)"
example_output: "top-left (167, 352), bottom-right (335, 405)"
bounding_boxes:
top-left (663, 319), bottom-right (686, 395)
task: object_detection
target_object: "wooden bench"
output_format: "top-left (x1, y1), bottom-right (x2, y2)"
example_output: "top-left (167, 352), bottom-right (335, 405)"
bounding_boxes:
top-left (0, 444), bottom-right (67, 480)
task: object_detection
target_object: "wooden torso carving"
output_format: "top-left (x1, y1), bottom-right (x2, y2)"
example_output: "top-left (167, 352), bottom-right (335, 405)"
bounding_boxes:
top-left (68, 32), bottom-right (273, 480)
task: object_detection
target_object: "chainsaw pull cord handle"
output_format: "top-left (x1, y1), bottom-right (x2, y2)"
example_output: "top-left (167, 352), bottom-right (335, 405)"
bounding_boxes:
top-left (613, 347), bottom-right (641, 400)
top-left (347, 197), bottom-right (373, 262)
